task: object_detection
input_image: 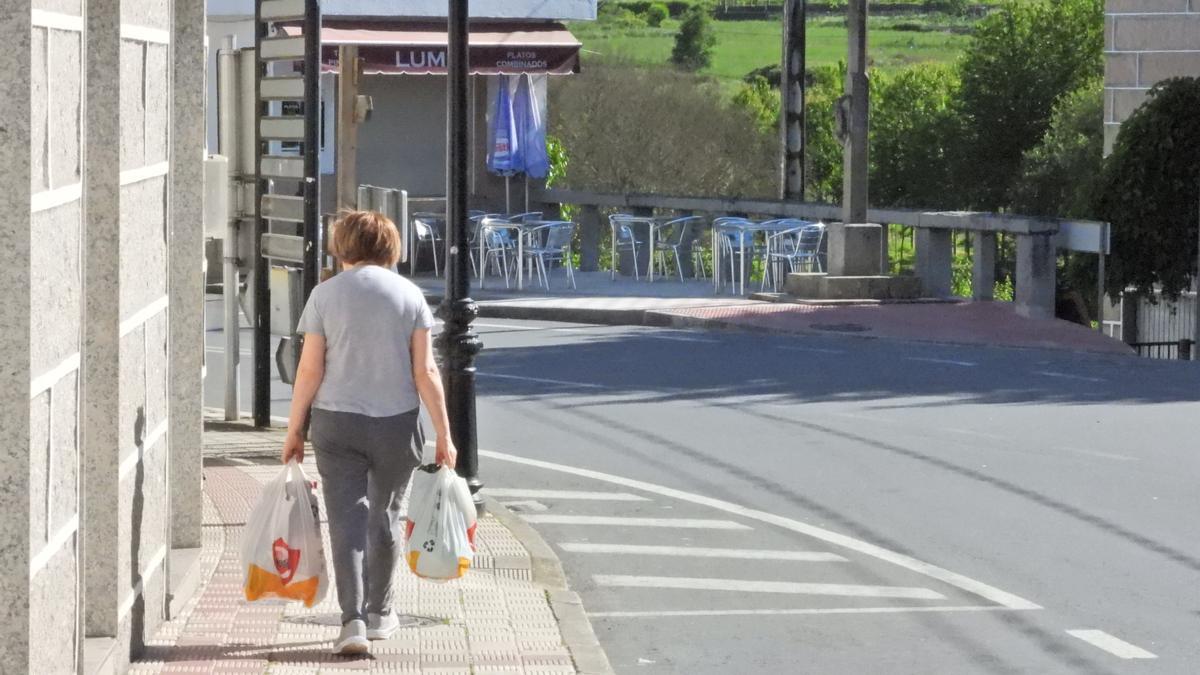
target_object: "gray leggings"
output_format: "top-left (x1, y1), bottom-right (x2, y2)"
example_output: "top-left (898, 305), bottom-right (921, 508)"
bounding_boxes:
top-left (310, 407), bottom-right (424, 624)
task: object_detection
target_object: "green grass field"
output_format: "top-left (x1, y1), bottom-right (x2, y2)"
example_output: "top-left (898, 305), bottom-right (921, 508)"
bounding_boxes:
top-left (571, 18), bottom-right (972, 84)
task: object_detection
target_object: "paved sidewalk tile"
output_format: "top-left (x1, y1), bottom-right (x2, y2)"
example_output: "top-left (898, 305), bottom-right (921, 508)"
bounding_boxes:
top-left (131, 450), bottom-right (577, 675)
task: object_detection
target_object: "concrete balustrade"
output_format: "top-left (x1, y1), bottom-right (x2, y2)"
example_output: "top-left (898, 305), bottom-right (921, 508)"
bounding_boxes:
top-left (534, 188), bottom-right (1096, 320)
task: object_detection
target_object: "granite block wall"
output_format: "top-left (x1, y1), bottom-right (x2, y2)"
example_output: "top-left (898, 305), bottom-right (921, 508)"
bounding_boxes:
top-left (1104, 1), bottom-right (1200, 152)
top-left (1, 0), bottom-right (206, 671)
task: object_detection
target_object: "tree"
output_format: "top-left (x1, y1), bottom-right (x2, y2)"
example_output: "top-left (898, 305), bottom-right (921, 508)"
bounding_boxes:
top-left (671, 6), bottom-right (716, 71)
top-left (871, 64), bottom-right (960, 209)
top-left (644, 3), bottom-right (670, 27)
top-left (1009, 78), bottom-right (1104, 219)
top-left (549, 61), bottom-right (776, 198)
top-left (953, 0), bottom-right (1103, 210)
top-left (1096, 77), bottom-right (1200, 299)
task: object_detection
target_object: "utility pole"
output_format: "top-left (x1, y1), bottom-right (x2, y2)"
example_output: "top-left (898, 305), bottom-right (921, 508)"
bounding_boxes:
top-left (781, 0), bottom-right (806, 200)
top-left (336, 45), bottom-right (360, 210)
top-left (438, 0), bottom-right (484, 509)
top-left (842, 0), bottom-right (869, 226)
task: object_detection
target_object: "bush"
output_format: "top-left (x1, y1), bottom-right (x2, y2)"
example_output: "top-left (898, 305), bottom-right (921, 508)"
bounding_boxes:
top-left (644, 3), bottom-right (670, 27)
top-left (549, 62), bottom-right (777, 198)
top-left (953, 0), bottom-right (1103, 210)
top-left (1009, 79), bottom-right (1104, 219)
top-left (671, 6), bottom-right (716, 71)
top-left (732, 75), bottom-right (779, 134)
top-left (1096, 77), bottom-right (1200, 299)
top-left (871, 64), bottom-right (961, 209)
top-left (598, 2), bottom-right (648, 28)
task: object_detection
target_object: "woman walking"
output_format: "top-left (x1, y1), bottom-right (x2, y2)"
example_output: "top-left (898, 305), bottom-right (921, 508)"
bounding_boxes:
top-left (281, 210), bottom-right (457, 655)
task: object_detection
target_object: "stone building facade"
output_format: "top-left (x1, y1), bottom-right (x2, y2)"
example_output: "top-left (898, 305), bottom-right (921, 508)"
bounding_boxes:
top-left (1104, 0), bottom-right (1200, 152)
top-left (0, 0), bottom-right (206, 672)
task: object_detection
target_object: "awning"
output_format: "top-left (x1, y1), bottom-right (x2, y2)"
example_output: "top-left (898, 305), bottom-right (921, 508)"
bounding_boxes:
top-left (283, 21), bottom-right (581, 76)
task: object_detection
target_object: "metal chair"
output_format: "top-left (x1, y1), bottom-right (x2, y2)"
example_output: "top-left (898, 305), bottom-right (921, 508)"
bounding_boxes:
top-left (651, 216), bottom-right (705, 282)
top-left (468, 212), bottom-right (504, 277)
top-left (713, 217), bottom-right (762, 293)
top-left (608, 214), bottom-right (649, 281)
top-left (763, 222), bottom-right (825, 291)
top-left (479, 216), bottom-right (517, 288)
top-left (522, 221), bottom-right (577, 290)
top-left (410, 212), bottom-right (445, 277)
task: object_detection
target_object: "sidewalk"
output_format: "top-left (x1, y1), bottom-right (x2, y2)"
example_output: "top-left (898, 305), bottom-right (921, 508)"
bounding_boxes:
top-left (414, 272), bottom-right (1132, 355)
top-left (130, 421), bottom-right (611, 675)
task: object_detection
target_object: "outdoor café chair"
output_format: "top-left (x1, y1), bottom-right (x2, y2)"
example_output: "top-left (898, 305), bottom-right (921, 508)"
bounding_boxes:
top-left (713, 217), bottom-right (765, 293)
top-left (651, 215), bottom-right (705, 282)
top-left (608, 213), bottom-right (649, 281)
top-left (411, 212), bottom-right (445, 277)
top-left (522, 221), bottom-right (577, 290)
top-left (468, 212), bottom-right (504, 277)
top-left (479, 216), bottom-right (518, 288)
top-left (763, 222), bottom-right (825, 291)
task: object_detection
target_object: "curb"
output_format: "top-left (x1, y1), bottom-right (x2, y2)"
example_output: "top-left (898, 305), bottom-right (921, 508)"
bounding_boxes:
top-left (484, 496), bottom-right (615, 675)
top-left (426, 292), bottom-right (1135, 357)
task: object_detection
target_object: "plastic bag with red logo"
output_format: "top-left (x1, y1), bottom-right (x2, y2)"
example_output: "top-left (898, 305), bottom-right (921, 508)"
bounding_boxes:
top-left (404, 464), bottom-right (477, 580)
top-left (241, 460), bottom-right (328, 607)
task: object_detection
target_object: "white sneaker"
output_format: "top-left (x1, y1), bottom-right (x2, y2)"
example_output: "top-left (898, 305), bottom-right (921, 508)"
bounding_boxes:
top-left (333, 619), bottom-right (369, 655)
top-left (366, 611), bottom-right (400, 640)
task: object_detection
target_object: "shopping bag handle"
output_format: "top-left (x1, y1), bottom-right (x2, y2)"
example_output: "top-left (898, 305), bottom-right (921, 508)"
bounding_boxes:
top-left (416, 463), bottom-right (441, 474)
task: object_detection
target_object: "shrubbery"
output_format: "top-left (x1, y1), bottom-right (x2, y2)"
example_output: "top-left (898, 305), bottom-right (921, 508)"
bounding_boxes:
top-left (1096, 77), bottom-right (1200, 298)
top-left (671, 6), bottom-right (717, 71)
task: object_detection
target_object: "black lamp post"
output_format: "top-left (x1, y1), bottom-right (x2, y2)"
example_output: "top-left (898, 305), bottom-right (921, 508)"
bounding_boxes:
top-left (436, 0), bottom-right (484, 510)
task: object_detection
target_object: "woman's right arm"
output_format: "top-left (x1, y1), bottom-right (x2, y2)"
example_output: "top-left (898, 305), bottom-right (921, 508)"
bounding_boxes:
top-left (411, 328), bottom-right (457, 468)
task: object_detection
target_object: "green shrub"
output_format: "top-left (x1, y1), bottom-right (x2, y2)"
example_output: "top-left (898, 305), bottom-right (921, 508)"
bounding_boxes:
top-left (644, 3), bottom-right (670, 27)
top-left (671, 6), bottom-right (716, 71)
top-left (1096, 77), bottom-right (1200, 299)
top-left (953, 0), bottom-right (1103, 210)
top-left (871, 64), bottom-right (961, 209)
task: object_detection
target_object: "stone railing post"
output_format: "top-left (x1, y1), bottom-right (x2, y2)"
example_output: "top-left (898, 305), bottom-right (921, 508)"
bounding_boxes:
top-left (914, 227), bottom-right (952, 297)
top-left (577, 204), bottom-right (602, 272)
top-left (828, 223), bottom-right (883, 276)
top-left (971, 231), bottom-right (996, 301)
top-left (1015, 232), bottom-right (1056, 319)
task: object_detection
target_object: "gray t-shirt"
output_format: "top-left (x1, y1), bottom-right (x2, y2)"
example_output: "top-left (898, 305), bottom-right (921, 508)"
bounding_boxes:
top-left (296, 265), bottom-right (436, 417)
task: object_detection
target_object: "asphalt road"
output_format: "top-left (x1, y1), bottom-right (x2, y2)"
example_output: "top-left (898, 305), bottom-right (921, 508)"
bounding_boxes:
top-left (203, 303), bottom-right (1200, 674)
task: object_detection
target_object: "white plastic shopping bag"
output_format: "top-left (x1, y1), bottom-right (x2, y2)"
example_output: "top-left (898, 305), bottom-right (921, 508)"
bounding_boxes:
top-left (241, 460), bottom-right (328, 606)
top-left (404, 464), bottom-right (477, 580)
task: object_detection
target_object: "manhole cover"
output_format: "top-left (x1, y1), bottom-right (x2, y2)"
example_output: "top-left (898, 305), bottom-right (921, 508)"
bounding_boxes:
top-left (811, 323), bottom-right (870, 333)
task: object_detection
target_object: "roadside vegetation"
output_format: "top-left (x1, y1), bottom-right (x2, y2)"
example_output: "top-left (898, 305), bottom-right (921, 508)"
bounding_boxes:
top-left (550, 0), bottom-right (1197, 318)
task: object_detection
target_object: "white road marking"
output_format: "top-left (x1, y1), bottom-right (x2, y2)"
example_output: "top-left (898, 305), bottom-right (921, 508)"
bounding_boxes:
top-left (1054, 446), bottom-right (1137, 462)
top-left (521, 515), bottom-right (751, 530)
top-left (590, 605), bottom-right (1014, 619)
top-left (477, 372), bottom-right (611, 390)
top-left (1034, 371), bottom-right (1106, 383)
top-left (777, 345), bottom-right (847, 354)
top-left (481, 449), bottom-right (1041, 611)
top-left (642, 333), bottom-right (720, 343)
top-left (905, 357), bottom-right (977, 367)
top-left (1066, 630), bottom-right (1157, 659)
top-left (559, 543), bottom-right (847, 562)
top-left (487, 488), bottom-right (649, 501)
top-left (500, 500), bottom-right (549, 512)
top-left (593, 575), bottom-right (945, 600)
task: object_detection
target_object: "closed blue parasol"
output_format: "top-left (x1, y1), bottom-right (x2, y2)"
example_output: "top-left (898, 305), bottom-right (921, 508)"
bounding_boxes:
top-left (513, 73), bottom-right (549, 180)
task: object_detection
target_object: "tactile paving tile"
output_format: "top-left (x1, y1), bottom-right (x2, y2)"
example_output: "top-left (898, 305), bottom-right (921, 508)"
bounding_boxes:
top-left (130, 427), bottom-right (579, 674)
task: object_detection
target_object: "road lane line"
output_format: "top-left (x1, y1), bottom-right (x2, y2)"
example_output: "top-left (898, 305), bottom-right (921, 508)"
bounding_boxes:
top-left (905, 357), bottom-right (977, 367)
top-left (487, 488), bottom-right (649, 501)
top-left (593, 575), bottom-right (945, 600)
top-left (559, 543), bottom-right (846, 562)
top-left (477, 372), bottom-right (611, 390)
top-left (642, 334), bottom-right (720, 343)
top-left (777, 346), bottom-right (847, 354)
top-left (481, 449), bottom-right (1042, 610)
top-left (522, 515), bottom-right (751, 530)
top-left (1034, 371), bottom-right (1106, 383)
top-left (589, 605), bottom-right (1011, 619)
top-left (1066, 630), bottom-right (1157, 659)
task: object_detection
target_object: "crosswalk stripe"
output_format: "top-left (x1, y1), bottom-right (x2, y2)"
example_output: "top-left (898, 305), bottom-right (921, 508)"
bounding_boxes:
top-left (559, 543), bottom-right (846, 562)
top-left (593, 575), bottom-right (945, 600)
top-left (487, 488), bottom-right (649, 502)
top-left (521, 515), bottom-right (751, 530)
top-left (1066, 630), bottom-right (1157, 659)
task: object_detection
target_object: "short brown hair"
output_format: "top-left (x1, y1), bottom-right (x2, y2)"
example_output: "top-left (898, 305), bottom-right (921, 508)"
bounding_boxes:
top-left (329, 210), bottom-right (401, 267)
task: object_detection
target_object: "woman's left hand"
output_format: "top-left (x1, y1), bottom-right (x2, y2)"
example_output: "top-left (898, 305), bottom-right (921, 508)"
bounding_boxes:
top-left (281, 431), bottom-right (305, 464)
